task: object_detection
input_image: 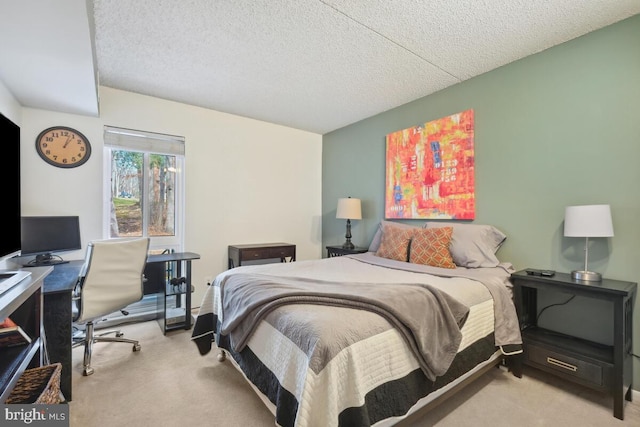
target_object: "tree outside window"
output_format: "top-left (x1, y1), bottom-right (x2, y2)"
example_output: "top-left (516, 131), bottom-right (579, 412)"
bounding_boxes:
top-left (110, 150), bottom-right (176, 238)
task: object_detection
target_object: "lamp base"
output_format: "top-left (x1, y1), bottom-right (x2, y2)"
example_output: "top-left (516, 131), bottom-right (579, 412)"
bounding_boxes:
top-left (571, 270), bottom-right (602, 281)
top-left (342, 240), bottom-right (355, 250)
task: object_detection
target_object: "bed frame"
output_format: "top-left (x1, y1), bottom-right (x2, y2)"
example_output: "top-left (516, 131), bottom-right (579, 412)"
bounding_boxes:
top-left (217, 348), bottom-right (520, 426)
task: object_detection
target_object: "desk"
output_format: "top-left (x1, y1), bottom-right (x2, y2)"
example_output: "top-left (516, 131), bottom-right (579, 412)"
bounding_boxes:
top-left (228, 243), bottom-right (295, 269)
top-left (42, 260), bottom-right (84, 402)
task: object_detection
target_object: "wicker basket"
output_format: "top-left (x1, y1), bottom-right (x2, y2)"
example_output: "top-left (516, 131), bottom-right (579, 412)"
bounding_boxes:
top-left (6, 363), bottom-right (62, 404)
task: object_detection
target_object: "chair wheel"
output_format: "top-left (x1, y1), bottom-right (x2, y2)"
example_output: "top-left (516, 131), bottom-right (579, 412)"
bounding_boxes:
top-left (116, 332), bottom-right (124, 337)
top-left (133, 344), bottom-right (141, 352)
top-left (82, 367), bottom-right (94, 376)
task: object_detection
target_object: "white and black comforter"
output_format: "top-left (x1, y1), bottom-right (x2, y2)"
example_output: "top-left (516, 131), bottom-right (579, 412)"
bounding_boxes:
top-left (192, 253), bottom-right (522, 427)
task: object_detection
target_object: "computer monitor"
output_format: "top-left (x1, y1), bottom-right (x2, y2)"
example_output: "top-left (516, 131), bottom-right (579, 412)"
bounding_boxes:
top-left (21, 216), bottom-right (82, 266)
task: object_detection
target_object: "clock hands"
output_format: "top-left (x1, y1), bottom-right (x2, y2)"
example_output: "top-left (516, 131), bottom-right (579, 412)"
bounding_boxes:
top-left (63, 135), bottom-right (72, 148)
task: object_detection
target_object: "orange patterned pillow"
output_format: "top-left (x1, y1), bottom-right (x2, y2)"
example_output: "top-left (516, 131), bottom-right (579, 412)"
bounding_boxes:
top-left (375, 223), bottom-right (414, 262)
top-left (409, 227), bottom-right (456, 269)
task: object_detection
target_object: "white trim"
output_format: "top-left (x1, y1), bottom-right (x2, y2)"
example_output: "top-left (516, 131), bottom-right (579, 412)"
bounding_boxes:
top-left (102, 126), bottom-right (185, 252)
top-left (104, 125), bottom-right (185, 155)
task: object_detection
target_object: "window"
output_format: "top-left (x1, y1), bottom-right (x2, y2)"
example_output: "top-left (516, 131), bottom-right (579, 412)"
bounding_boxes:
top-left (103, 126), bottom-right (185, 253)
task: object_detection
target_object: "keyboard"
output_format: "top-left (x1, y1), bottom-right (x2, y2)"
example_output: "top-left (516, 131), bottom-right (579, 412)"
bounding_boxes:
top-left (35, 259), bottom-right (70, 266)
top-left (23, 259), bottom-right (70, 267)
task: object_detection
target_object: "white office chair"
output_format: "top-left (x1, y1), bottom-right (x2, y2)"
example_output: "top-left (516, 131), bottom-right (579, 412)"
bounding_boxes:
top-left (72, 237), bottom-right (150, 376)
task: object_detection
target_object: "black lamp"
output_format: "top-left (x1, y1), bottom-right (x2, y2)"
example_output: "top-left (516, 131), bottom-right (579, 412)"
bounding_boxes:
top-left (336, 197), bottom-right (362, 250)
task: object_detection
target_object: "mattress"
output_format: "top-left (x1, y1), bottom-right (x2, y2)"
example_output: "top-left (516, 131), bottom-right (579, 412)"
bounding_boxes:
top-left (192, 253), bottom-right (521, 426)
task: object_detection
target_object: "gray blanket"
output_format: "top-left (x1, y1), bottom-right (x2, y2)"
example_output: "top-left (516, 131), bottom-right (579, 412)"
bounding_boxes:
top-left (219, 273), bottom-right (470, 381)
top-left (350, 253), bottom-right (523, 347)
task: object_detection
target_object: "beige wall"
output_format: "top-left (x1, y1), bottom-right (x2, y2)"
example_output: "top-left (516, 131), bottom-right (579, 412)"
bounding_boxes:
top-left (6, 86), bottom-right (323, 305)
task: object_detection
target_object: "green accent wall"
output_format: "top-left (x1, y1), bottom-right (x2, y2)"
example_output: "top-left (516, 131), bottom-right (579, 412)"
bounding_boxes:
top-left (322, 15), bottom-right (640, 386)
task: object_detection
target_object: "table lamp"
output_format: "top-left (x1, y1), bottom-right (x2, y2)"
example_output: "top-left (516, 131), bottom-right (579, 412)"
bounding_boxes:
top-left (336, 197), bottom-right (362, 250)
top-left (564, 204), bottom-right (614, 281)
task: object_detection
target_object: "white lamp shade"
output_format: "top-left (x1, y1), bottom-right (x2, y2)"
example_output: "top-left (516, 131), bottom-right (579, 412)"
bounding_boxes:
top-left (564, 204), bottom-right (614, 237)
top-left (336, 198), bottom-right (362, 220)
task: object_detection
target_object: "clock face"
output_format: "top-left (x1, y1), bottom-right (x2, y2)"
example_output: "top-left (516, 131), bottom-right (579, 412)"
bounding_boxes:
top-left (35, 126), bottom-right (91, 168)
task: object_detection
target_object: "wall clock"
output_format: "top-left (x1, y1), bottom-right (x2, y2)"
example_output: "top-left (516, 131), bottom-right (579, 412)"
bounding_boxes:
top-left (35, 126), bottom-right (91, 168)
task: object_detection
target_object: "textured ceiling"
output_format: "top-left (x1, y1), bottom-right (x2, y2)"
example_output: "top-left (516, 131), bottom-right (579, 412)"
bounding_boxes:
top-left (92, 0), bottom-right (640, 134)
top-left (1, 2), bottom-right (639, 134)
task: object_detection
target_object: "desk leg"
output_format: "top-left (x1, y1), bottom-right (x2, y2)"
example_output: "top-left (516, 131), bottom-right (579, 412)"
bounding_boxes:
top-left (44, 291), bottom-right (72, 401)
top-left (185, 261), bottom-right (192, 329)
top-left (154, 259), bottom-right (194, 334)
top-left (174, 260), bottom-right (193, 330)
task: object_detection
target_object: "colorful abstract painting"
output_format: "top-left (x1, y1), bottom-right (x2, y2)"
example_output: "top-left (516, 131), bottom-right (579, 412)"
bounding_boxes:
top-left (385, 109), bottom-right (475, 219)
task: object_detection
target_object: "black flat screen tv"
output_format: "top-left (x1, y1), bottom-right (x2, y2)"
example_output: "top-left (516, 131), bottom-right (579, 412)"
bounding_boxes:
top-left (0, 113), bottom-right (21, 261)
top-left (0, 113), bottom-right (31, 293)
top-left (21, 216), bottom-right (82, 266)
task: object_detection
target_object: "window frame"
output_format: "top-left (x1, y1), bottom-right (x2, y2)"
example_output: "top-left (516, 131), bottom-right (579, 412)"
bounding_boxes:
top-left (102, 126), bottom-right (185, 254)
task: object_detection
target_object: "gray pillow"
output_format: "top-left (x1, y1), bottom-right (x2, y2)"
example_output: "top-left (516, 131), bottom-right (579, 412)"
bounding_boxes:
top-left (424, 222), bottom-right (506, 268)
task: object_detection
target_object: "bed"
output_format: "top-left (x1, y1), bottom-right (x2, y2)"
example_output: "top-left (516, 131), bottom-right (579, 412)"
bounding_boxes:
top-left (192, 222), bottom-right (522, 426)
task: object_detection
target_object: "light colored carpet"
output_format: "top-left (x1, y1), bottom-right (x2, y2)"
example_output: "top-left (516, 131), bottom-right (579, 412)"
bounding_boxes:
top-left (69, 320), bottom-right (640, 426)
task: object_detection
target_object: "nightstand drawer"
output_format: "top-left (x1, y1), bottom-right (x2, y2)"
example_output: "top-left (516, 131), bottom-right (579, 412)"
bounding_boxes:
top-left (240, 248), bottom-right (270, 260)
top-left (525, 343), bottom-right (604, 386)
top-left (269, 247), bottom-right (294, 258)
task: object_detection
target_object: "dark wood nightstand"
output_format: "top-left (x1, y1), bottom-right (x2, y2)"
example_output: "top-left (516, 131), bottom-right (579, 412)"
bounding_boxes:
top-left (228, 243), bottom-right (296, 269)
top-left (511, 270), bottom-right (637, 420)
top-left (326, 245), bottom-right (368, 258)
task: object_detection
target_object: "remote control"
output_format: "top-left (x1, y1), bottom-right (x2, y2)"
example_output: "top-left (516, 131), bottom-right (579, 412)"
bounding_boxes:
top-left (525, 268), bottom-right (555, 277)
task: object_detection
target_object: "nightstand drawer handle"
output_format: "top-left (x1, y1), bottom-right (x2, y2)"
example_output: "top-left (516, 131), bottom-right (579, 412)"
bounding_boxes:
top-left (547, 357), bottom-right (577, 372)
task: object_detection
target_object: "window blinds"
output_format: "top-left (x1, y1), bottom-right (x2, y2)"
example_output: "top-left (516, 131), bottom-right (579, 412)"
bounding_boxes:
top-left (103, 126), bottom-right (185, 156)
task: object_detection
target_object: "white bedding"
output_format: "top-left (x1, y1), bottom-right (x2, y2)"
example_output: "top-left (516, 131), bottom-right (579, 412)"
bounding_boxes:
top-left (192, 253), bottom-right (521, 427)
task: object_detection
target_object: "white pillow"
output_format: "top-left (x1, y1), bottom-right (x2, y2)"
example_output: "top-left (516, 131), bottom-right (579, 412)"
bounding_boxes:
top-left (424, 222), bottom-right (506, 268)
